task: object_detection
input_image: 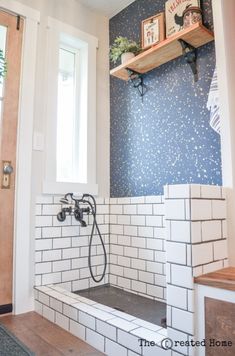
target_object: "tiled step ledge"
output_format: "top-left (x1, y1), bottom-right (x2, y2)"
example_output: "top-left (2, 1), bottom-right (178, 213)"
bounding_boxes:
top-left (35, 285), bottom-right (169, 356)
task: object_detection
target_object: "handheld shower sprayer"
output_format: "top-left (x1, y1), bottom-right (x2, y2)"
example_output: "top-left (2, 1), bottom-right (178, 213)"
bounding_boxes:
top-left (57, 193), bottom-right (107, 283)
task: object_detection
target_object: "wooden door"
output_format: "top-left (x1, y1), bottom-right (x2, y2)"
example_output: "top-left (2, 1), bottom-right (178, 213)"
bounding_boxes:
top-left (0, 11), bottom-right (23, 314)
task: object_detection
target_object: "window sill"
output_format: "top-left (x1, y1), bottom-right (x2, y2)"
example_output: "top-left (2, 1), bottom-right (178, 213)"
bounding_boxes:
top-left (43, 181), bottom-right (98, 195)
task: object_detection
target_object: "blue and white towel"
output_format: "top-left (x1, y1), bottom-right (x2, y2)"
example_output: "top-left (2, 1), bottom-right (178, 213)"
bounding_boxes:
top-left (207, 67), bottom-right (221, 135)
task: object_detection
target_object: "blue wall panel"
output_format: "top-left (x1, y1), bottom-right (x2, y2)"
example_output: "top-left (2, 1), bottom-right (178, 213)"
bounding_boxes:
top-left (110, 0), bottom-right (221, 197)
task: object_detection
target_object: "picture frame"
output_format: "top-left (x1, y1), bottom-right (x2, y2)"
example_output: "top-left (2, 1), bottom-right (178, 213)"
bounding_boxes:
top-left (165, 0), bottom-right (200, 38)
top-left (141, 12), bottom-right (165, 50)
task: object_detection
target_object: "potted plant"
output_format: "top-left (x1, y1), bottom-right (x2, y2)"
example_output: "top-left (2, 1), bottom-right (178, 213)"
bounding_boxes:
top-left (110, 36), bottom-right (141, 65)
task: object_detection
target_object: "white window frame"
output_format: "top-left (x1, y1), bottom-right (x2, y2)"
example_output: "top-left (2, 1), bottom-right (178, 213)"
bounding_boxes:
top-left (43, 17), bottom-right (98, 195)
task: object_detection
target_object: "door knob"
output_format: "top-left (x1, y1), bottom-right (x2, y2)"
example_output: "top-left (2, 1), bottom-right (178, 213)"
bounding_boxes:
top-left (3, 162), bottom-right (13, 175)
top-left (2, 161), bottom-right (13, 189)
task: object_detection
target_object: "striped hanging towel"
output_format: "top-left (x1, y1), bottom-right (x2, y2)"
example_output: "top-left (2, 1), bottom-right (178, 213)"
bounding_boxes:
top-left (207, 66), bottom-right (221, 135)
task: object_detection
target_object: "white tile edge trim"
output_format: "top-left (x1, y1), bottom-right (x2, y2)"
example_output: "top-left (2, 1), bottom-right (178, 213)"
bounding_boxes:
top-left (34, 285), bottom-right (167, 355)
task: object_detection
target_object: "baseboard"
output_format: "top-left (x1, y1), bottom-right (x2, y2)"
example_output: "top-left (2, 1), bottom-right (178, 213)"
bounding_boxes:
top-left (0, 304), bottom-right (13, 315)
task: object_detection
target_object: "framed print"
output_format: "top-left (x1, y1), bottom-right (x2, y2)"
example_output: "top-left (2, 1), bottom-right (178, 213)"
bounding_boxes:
top-left (165, 0), bottom-right (200, 38)
top-left (141, 12), bottom-right (165, 50)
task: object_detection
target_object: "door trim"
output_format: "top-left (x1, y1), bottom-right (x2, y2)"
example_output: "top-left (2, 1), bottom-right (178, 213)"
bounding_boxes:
top-left (0, 1), bottom-right (39, 21)
top-left (0, 0), bottom-right (40, 314)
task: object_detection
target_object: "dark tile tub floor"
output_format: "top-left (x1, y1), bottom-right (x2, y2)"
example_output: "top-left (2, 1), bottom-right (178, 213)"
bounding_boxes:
top-left (75, 284), bottom-right (166, 326)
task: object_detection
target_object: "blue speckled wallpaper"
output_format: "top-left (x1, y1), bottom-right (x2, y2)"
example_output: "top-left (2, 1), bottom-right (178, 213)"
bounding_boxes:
top-left (110, 0), bottom-right (222, 197)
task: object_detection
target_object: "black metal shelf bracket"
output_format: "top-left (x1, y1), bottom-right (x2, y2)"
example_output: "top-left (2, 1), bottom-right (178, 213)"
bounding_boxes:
top-left (178, 39), bottom-right (198, 82)
top-left (126, 69), bottom-right (147, 99)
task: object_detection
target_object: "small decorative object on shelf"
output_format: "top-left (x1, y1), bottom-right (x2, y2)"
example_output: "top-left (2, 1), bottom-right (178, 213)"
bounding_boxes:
top-left (141, 12), bottom-right (165, 50)
top-left (109, 36), bottom-right (141, 65)
top-left (165, 0), bottom-right (200, 38)
top-left (183, 6), bottom-right (202, 29)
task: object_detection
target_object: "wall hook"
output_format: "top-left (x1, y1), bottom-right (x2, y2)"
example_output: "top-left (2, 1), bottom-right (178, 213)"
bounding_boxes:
top-left (178, 39), bottom-right (198, 82)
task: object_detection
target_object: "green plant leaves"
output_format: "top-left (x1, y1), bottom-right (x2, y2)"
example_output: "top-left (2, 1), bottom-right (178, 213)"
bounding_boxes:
top-left (110, 36), bottom-right (141, 64)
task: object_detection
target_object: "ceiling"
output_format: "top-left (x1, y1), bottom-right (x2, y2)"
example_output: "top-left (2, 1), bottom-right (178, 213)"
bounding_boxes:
top-left (77, 0), bottom-right (135, 18)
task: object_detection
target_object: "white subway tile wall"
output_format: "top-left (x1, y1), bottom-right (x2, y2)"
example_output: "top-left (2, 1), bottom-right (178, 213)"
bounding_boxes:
top-left (35, 194), bottom-right (166, 302)
top-left (165, 184), bottom-right (228, 356)
top-left (35, 196), bottom-right (110, 290)
top-left (109, 196), bottom-right (166, 301)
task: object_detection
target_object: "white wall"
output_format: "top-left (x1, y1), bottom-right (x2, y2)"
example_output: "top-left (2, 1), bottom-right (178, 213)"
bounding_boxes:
top-left (16, 0), bottom-right (110, 199)
top-left (10, 0), bottom-right (109, 312)
top-left (212, 0), bottom-right (235, 264)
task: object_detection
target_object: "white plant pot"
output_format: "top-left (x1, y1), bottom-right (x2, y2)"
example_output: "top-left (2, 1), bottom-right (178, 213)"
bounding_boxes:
top-left (121, 52), bottom-right (135, 64)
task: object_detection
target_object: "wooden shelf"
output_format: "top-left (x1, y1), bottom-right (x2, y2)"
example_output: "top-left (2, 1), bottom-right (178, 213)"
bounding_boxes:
top-left (110, 23), bottom-right (214, 81)
top-left (194, 267), bottom-right (235, 291)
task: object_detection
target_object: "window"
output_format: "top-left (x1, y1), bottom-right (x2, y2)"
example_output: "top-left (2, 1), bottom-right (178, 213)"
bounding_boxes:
top-left (44, 18), bottom-right (98, 195)
top-left (57, 46), bottom-right (84, 183)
